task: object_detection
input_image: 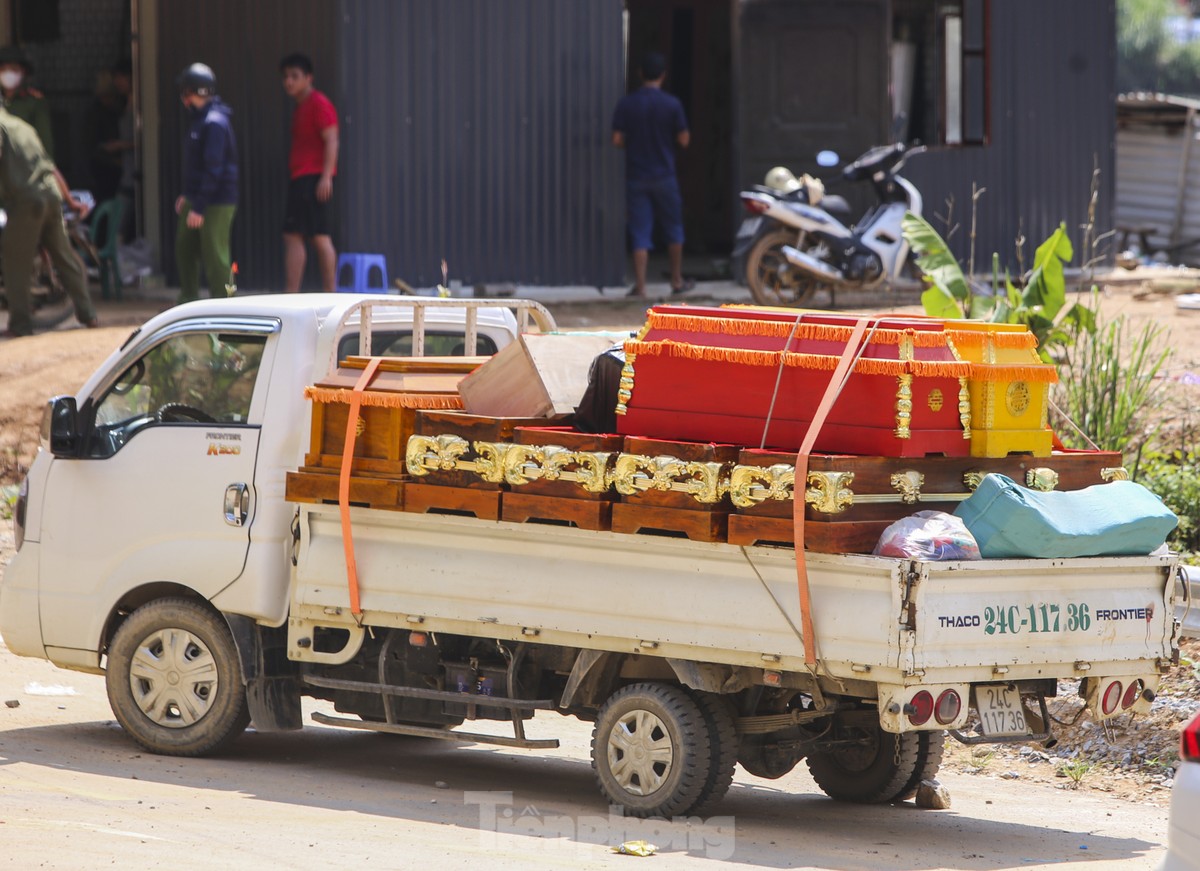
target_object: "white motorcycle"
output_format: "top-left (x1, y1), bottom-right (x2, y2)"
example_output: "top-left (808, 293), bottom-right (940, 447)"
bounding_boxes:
top-left (739, 142), bottom-right (925, 306)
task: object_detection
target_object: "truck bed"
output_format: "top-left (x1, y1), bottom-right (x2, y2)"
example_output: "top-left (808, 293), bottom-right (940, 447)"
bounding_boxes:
top-left (292, 505), bottom-right (1178, 686)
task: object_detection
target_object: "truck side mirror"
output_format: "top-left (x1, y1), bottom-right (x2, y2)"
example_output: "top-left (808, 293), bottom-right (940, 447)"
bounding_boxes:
top-left (42, 395), bottom-right (79, 457)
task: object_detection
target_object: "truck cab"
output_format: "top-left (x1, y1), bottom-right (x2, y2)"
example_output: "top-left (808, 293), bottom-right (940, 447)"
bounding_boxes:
top-left (0, 294), bottom-right (547, 672)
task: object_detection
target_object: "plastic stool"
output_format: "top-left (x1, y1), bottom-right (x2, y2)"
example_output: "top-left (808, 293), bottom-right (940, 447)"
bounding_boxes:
top-left (336, 253), bottom-right (388, 293)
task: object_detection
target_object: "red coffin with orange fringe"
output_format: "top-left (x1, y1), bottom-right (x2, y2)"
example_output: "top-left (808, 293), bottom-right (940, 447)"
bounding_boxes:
top-left (616, 306), bottom-right (974, 457)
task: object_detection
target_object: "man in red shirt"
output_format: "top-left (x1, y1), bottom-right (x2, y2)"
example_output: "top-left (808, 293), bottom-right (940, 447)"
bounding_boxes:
top-left (280, 52), bottom-right (339, 292)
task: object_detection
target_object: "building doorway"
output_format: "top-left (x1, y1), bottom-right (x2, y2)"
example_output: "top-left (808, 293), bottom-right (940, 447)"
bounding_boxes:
top-left (625, 0), bottom-right (734, 280)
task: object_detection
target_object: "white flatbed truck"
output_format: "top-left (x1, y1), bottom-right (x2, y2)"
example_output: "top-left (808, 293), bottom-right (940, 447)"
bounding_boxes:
top-left (0, 295), bottom-right (1183, 817)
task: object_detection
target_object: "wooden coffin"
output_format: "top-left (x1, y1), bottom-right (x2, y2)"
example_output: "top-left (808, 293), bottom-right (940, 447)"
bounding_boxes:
top-left (617, 306), bottom-right (972, 457)
top-left (727, 447), bottom-right (1128, 553)
top-left (302, 356), bottom-right (481, 478)
top-left (458, 333), bottom-right (615, 417)
top-left (406, 410), bottom-right (567, 490)
top-left (511, 426), bottom-right (623, 500)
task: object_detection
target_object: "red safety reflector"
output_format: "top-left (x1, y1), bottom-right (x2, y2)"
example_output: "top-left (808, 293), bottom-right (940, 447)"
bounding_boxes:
top-left (763, 671), bottom-right (782, 687)
top-left (908, 690), bottom-right (934, 726)
top-left (742, 198), bottom-right (770, 215)
top-left (1121, 680), bottom-right (1143, 711)
top-left (409, 632), bottom-right (428, 647)
top-left (934, 689), bottom-right (962, 725)
top-left (1101, 681), bottom-right (1123, 716)
top-left (1182, 711), bottom-right (1200, 763)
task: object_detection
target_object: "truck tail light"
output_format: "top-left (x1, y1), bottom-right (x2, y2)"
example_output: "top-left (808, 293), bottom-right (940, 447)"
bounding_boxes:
top-left (907, 690), bottom-right (934, 726)
top-left (1120, 680), bottom-right (1143, 711)
top-left (1101, 681), bottom-right (1123, 716)
top-left (13, 475), bottom-right (28, 550)
top-left (742, 196), bottom-right (770, 215)
top-left (934, 689), bottom-right (962, 725)
top-left (1182, 711), bottom-right (1200, 764)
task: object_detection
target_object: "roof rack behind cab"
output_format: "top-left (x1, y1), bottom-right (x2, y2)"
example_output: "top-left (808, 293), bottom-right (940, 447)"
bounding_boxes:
top-left (327, 297), bottom-right (559, 375)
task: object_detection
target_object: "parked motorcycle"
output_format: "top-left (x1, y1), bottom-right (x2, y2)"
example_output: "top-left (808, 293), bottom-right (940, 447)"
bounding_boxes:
top-left (737, 142), bottom-right (925, 306)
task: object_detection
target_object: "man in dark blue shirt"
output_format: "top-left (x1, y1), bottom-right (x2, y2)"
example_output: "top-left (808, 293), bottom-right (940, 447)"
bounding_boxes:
top-left (612, 52), bottom-right (690, 298)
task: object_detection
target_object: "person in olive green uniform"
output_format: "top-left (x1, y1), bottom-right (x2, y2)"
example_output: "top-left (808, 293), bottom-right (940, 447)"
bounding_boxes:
top-left (0, 107), bottom-right (96, 337)
top-left (0, 47), bottom-right (53, 160)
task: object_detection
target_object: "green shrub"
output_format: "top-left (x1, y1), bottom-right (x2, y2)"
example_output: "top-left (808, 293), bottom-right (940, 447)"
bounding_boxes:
top-left (1133, 450), bottom-right (1200, 560)
top-left (1053, 311), bottom-right (1171, 455)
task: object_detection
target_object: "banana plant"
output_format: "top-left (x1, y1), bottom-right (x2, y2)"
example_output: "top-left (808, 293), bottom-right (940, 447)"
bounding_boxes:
top-left (901, 212), bottom-right (1095, 362)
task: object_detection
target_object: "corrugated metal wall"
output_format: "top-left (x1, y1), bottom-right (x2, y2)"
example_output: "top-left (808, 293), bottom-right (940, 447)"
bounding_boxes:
top-left (156, 0), bottom-right (623, 290)
top-left (1115, 125), bottom-right (1200, 264)
top-left (903, 0), bottom-right (1116, 274)
top-left (336, 0), bottom-right (625, 288)
top-left (156, 0), bottom-right (338, 290)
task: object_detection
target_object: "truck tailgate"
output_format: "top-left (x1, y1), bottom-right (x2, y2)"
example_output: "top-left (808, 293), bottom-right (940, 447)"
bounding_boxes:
top-left (905, 555), bottom-right (1178, 682)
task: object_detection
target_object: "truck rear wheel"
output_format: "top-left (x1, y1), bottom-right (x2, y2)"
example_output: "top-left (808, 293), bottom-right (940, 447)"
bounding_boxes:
top-left (591, 683), bottom-right (712, 818)
top-left (106, 598), bottom-right (250, 757)
top-left (893, 730), bottom-right (947, 801)
top-left (689, 691), bottom-right (739, 813)
top-left (806, 725), bottom-right (922, 804)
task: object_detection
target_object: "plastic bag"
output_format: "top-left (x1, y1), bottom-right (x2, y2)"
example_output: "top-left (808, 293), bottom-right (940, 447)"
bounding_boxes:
top-left (874, 510), bottom-right (981, 561)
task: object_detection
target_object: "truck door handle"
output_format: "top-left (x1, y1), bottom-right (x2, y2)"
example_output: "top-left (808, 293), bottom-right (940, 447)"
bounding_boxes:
top-left (224, 483), bottom-right (250, 527)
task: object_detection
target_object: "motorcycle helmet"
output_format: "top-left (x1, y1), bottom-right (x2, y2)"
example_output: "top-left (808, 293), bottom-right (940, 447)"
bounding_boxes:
top-left (177, 62), bottom-right (216, 96)
top-left (764, 166), bottom-right (801, 194)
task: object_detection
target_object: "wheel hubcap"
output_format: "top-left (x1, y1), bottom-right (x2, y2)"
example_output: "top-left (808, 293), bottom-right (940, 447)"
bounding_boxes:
top-left (128, 628), bottom-right (219, 728)
top-left (607, 709), bottom-right (674, 796)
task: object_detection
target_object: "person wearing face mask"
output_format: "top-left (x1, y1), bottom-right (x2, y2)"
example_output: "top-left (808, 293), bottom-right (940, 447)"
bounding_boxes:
top-left (0, 46), bottom-right (53, 161)
top-left (174, 62), bottom-right (238, 304)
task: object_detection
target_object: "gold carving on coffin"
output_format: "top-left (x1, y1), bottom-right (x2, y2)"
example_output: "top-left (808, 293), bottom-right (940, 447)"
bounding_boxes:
top-left (406, 434), bottom-right (470, 476)
top-left (1025, 467), bottom-right (1059, 491)
top-left (1101, 466), bottom-right (1130, 482)
top-left (565, 452), bottom-right (616, 493)
top-left (805, 471), bottom-right (856, 514)
top-left (728, 464), bottom-right (795, 508)
top-left (473, 441), bottom-right (544, 485)
top-left (616, 352), bottom-right (637, 416)
top-left (958, 377), bottom-right (972, 439)
top-left (355, 415), bottom-right (366, 437)
top-left (890, 470), bottom-right (925, 504)
top-left (609, 453), bottom-right (726, 504)
top-left (1006, 380), bottom-right (1031, 418)
top-left (963, 471), bottom-right (986, 491)
top-left (928, 388), bottom-right (944, 412)
top-left (894, 374), bottom-right (914, 440)
top-left (898, 332), bottom-right (915, 363)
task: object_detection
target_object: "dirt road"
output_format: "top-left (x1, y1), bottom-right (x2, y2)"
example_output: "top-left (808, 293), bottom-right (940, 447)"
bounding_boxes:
top-left (0, 632), bottom-right (1171, 871)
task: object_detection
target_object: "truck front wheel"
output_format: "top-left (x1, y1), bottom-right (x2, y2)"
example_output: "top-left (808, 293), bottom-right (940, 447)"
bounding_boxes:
top-left (106, 598), bottom-right (250, 757)
top-left (591, 683), bottom-right (712, 818)
top-left (806, 725), bottom-right (924, 804)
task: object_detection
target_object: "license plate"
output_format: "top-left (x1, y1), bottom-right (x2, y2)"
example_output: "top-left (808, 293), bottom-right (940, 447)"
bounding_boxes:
top-left (736, 217), bottom-right (762, 238)
top-left (975, 684), bottom-right (1029, 737)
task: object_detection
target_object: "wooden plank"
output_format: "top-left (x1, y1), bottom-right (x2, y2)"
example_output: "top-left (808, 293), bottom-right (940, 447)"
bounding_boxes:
top-left (341, 355), bottom-right (488, 374)
top-left (403, 483), bottom-right (501, 520)
top-left (611, 502), bottom-right (728, 543)
top-left (285, 471), bottom-right (403, 510)
top-left (501, 492), bottom-right (613, 531)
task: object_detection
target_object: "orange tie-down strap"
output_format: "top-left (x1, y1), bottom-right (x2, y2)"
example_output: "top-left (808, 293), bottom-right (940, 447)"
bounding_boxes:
top-left (793, 318), bottom-right (870, 666)
top-left (338, 356), bottom-right (383, 621)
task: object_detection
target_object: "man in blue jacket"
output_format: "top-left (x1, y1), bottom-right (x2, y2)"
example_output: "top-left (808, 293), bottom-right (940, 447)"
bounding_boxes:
top-left (175, 63), bottom-right (237, 303)
top-left (612, 51), bottom-right (690, 298)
